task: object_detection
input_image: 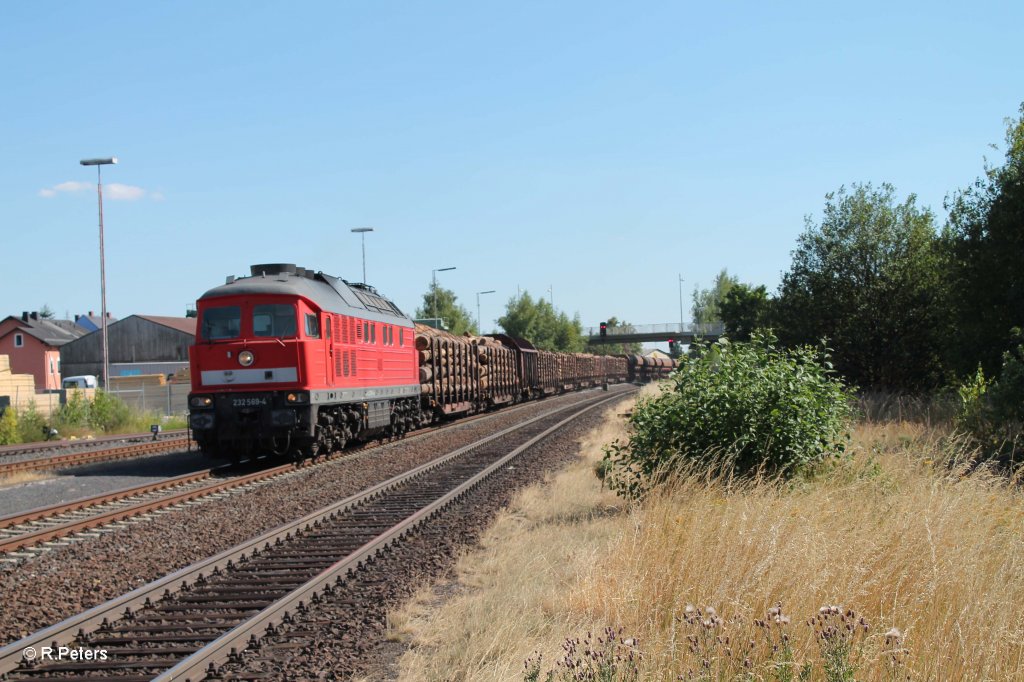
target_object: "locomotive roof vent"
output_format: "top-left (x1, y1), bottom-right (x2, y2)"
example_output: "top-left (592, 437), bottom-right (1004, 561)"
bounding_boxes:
top-left (250, 263), bottom-right (297, 277)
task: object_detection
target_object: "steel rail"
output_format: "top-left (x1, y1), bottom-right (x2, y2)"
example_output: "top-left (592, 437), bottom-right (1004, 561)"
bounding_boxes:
top-left (0, 390), bottom-right (608, 557)
top-left (0, 469), bottom-right (218, 530)
top-left (0, 429), bottom-right (189, 459)
top-left (0, 389), bottom-right (627, 678)
top-left (0, 463), bottom-right (294, 554)
top-left (158, 392), bottom-right (622, 682)
top-left (0, 438), bottom-right (192, 477)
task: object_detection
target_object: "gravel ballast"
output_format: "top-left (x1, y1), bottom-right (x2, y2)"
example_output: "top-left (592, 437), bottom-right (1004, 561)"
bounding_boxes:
top-left (0, 389), bottom-right (627, 644)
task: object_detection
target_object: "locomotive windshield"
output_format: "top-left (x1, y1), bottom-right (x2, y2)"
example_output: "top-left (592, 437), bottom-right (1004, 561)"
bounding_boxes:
top-left (201, 306), bottom-right (241, 340)
top-left (253, 304), bottom-right (297, 338)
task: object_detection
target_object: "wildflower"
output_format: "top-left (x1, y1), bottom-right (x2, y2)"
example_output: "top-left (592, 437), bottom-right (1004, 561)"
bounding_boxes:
top-left (885, 627), bottom-right (903, 642)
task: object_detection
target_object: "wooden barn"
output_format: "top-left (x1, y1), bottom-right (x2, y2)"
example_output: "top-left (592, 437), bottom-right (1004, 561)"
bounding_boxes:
top-left (59, 315), bottom-right (196, 382)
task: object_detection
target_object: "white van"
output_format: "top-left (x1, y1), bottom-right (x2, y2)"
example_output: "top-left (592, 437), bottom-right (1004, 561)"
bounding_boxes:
top-left (62, 375), bottom-right (98, 389)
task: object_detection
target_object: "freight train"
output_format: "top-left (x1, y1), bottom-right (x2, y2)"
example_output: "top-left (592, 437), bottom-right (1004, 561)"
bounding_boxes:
top-left (187, 264), bottom-right (675, 460)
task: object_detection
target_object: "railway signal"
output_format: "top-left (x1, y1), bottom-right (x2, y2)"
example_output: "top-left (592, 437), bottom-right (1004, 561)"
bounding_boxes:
top-left (600, 321), bottom-right (607, 337)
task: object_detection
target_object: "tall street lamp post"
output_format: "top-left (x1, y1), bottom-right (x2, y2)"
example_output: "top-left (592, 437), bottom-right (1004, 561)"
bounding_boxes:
top-left (80, 156), bottom-right (118, 389)
top-left (476, 290), bottom-right (495, 333)
top-left (432, 267), bottom-right (456, 324)
top-left (350, 227), bottom-right (373, 283)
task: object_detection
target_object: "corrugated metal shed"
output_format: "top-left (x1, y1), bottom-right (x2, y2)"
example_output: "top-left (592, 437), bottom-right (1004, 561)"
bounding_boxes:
top-left (60, 315), bottom-right (196, 379)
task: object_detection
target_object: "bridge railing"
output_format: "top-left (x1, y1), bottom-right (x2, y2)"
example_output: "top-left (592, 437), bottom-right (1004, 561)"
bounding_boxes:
top-left (585, 322), bottom-right (725, 337)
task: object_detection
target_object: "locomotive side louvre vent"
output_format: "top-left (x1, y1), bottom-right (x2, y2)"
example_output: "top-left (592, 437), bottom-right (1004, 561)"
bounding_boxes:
top-left (335, 353), bottom-right (342, 377)
top-left (345, 318), bottom-right (351, 344)
top-left (350, 350), bottom-right (357, 376)
top-left (342, 352), bottom-right (348, 377)
top-left (334, 317), bottom-right (341, 343)
top-left (356, 323), bottom-right (363, 341)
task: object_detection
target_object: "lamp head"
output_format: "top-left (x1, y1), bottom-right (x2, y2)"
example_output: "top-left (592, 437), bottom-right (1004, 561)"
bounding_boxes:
top-left (80, 157), bottom-right (118, 166)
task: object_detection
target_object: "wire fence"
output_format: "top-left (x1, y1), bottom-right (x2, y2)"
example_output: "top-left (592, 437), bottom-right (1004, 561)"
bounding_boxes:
top-left (107, 384), bottom-right (191, 416)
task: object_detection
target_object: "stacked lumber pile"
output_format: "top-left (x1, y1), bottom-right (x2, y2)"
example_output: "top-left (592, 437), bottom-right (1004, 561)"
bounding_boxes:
top-left (169, 367), bottom-right (191, 384)
top-left (109, 374), bottom-right (167, 391)
top-left (0, 355), bottom-right (37, 408)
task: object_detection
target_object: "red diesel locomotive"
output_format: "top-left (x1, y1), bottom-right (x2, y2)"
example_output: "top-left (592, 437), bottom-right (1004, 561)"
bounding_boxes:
top-left (188, 263), bottom-right (420, 459)
top-left (188, 263), bottom-right (661, 461)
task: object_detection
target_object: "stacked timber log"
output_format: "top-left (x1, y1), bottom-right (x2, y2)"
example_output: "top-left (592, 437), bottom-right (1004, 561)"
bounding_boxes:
top-left (472, 334), bottom-right (518, 403)
top-left (415, 325), bottom-right (477, 413)
top-left (0, 355), bottom-right (37, 409)
top-left (415, 326), bottom-right (520, 412)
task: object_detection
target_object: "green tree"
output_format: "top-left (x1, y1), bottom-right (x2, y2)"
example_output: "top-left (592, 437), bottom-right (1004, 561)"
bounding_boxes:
top-left (39, 304), bottom-right (55, 319)
top-left (775, 182), bottom-right (952, 390)
top-left (587, 316), bottom-right (643, 355)
top-left (497, 292), bottom-right (585, 352)
top-left (945, 103), bottom-right (1024, 378)
top-left (414, 284), bottom-right (476, 335)
top-left (691, 269), bottom-right (739, 329)
top-left (720, 284), bottom-right (773, 342)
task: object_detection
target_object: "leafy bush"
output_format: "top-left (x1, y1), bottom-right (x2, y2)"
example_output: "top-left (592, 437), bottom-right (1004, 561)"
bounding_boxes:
top-left (602, 333), bottom-right (853, 497)
top-left (16, 402), bottom-right (48, 443)
top-left (55, 389), bottom-right (91, 428)
top-left (953, 332), bottom-right (1024, 457)
top-left (988, 331), bottom-right (1024, 427)
top-left (954, 365), bottom-right (994, 444)
top-left (89, 390), bottom-right (133, 432)
top-left (0, 408), bottom-right (20, 445)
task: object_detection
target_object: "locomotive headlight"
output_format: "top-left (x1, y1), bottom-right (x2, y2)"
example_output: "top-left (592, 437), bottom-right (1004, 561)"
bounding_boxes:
top-left (286, 392), bottom-right (308, 404)
top-left (238, 350), bottom-right (255, 367)
top-left (190, 395), bottom-right (213, 408)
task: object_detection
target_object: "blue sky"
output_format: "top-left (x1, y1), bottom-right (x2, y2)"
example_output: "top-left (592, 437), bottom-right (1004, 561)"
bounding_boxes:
top-left (3, 2), bottom-right (1021, 338)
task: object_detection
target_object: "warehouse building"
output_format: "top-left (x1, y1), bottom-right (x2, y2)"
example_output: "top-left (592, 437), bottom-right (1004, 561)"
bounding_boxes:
top-left (60, 315), bottom-right (196, 381)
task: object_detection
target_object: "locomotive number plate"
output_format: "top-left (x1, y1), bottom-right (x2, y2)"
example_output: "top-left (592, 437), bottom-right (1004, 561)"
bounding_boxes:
top-left (232, 397), bottom-right (268, 407)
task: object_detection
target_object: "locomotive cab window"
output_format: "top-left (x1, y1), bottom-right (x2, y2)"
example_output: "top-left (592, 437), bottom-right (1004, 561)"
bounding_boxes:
top-left (399, 328), bottom-right (404, 346)
top-left (201, 306), bottom-right (241, 341)
top-left (370, 323), bottom-right (376, 344)
top-left (304, 313), bottom-right (320, 338)
top-left (253, 304), bottom-right (296, 338)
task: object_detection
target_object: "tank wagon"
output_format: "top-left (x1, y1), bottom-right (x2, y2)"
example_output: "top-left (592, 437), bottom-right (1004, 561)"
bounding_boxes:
top-left (188, 264), bottom-right (634, 461)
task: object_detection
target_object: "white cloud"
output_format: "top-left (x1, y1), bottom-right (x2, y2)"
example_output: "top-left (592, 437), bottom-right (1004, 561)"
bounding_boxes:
top-left (38, 180), bottom-right (158, 201)
top-left (105, 183), bottom-right (146, 201)
top-left (38, 181), bottom-right (92, 198)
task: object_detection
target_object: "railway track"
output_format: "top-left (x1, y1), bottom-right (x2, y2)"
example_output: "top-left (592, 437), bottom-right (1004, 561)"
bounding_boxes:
top-left (0, 466), bottom-right (286, 558)
top-left (0, 429), bottom-right (189, 460)
top-left (0, 437), bottom-right (193, 479)
top-left (0, 390), bottom-right (623, 681)
top-left (0, 392), bottom-right (607, 561)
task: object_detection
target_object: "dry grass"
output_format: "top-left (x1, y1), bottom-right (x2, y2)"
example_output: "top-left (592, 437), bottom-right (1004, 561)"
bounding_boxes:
top-left (0, 471), bottom-right (53, 489)
top-left (389, 393), bottom-right (1024, 681)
